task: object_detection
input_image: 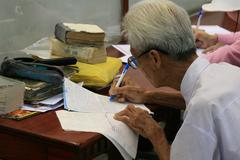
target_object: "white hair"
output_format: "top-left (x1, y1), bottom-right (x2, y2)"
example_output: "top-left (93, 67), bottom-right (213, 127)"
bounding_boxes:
top-left (123, 0), bottom-right (196, 60)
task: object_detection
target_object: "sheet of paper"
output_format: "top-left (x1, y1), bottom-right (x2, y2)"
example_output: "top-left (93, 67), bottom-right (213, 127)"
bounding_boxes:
top-left (64, 78), bottom-right (149, 113)
top-left (112, 44), bottom-right (131, 63)
top-left (56, 110), bottom-right (137, 160)
top-left (38, 93), bottom-right (63, 105)
top-left (62, 78), bottom-right (152, 159)
top-left (22, 101), bottom-right (63, 112)
top-left (193, 25), bottom-right (231, 56)
top-left (64, 78), bottom-right (102, 112)
top-left (21, 37), bottom-right (60, 59)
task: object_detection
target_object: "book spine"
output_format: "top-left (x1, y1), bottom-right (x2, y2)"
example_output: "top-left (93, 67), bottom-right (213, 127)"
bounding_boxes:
top-left (55, 23), bottom-right (68, 43)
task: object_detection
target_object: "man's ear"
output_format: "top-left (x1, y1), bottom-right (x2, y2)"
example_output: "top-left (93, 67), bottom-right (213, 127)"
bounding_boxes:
top-left (148, 50), bottom-right (162, 69)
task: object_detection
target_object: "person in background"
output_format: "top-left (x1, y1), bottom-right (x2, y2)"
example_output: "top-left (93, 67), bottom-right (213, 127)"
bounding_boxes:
top-left (195, 0), bottom-right (240, 67)
top-left (111, 0), bottom-right (240, 159)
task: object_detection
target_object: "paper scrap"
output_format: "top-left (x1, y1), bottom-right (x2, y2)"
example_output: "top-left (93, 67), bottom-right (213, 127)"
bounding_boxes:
top-left (112, 44), bottom-right (131, 63)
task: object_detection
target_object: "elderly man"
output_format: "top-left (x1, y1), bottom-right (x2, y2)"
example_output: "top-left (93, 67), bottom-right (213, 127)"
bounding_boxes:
top-left (110, 0), bottom-right (240, 160)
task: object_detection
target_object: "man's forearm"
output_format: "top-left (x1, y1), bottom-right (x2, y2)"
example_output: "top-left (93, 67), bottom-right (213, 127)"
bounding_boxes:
top-left (144, 88), bottom-right (185, 109)
top-left (149, 125), bottom-right (171, 160)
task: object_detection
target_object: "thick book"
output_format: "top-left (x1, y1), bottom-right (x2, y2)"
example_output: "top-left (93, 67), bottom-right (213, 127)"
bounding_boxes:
top-left (55, 23), bottom-right (105, 45)
top-left (51, 38), bottom-right (107, 64)
top-left (17, 66), bottom-right (77, 103)
top-left (0, 76), bottom-right (25, 115)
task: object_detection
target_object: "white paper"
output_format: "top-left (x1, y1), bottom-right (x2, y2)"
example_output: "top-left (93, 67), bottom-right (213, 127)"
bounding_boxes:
top-left (112, 44), bottom-right (131, 63)
top-left (21, 37), bottom-right (52, 59)
top-left (193, 25), bottom-right (231, 56)
top-left (64, 78), bottom-right (101, 112)
top-left (56, 110), bottom-right (137, 160)
top-left (64, 78), bottom-right (149, 113)
top-left (38, 93), bottom-right (63, 105)
top-left (61, 78), bottom-right (152, 159)
top-left (21, 37), bottom-right (59, 59)
top-left (22, 101), bottom-right (63, 112)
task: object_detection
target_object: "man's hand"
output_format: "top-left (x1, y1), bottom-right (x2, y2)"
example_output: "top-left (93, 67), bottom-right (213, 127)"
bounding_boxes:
top-left (114, 104), bottom-right (162, 139)
top-left (193, 28), bottom-right (218, 49)
top-left (114, 105), bottom-right (170, 160)
top-left (109, 77), bottom-right (147, 103)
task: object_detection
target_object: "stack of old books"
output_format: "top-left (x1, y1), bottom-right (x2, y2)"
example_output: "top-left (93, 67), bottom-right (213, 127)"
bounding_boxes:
top-left (51, 23), bottom-right (107, 64)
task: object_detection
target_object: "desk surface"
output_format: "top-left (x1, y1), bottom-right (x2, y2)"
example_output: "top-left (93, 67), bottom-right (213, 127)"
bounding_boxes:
top-left (0, 110), bottom-right (101, 146)
top-left (0, 108), bottom-right (106, 160)
top-left (0, 12), bottom-right (238, 160)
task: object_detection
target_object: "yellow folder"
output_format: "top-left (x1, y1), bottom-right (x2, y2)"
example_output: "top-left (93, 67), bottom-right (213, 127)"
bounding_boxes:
top-left (70, 57), bottom-right (122, 88)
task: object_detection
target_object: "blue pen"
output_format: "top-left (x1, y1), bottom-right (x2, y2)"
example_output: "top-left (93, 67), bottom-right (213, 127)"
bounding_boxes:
top-left (109, 63), bottom-right (130, 101)
top-left (196, 9), bottom-right (203, 29)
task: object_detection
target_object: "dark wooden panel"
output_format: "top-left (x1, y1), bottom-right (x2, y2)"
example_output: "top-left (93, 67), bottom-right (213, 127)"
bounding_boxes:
top-left (47, 147), bottom-right (77, 160)
top-left (191, 12), bottom-right (240, 32)
top-left (0, 132), bottom-right (46, 160)
top-left (122, 0), bottom-right (129, 18)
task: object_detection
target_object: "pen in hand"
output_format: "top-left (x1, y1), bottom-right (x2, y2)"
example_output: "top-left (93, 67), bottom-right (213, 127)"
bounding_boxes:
top-left (109, 64), bottom-right (130, 101)
top-left (196, 9), bottom-right (203, 29)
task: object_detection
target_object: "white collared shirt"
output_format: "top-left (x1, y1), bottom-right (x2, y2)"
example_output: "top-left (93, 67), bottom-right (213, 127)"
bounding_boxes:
top-left (171, 57), bottom-right (240, 160)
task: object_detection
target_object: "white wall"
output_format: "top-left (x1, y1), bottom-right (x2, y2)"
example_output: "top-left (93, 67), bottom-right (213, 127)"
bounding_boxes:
top-left (0, 0), bottom-right (122, 53)
top-left (0, 0), bottom-right (213, 53)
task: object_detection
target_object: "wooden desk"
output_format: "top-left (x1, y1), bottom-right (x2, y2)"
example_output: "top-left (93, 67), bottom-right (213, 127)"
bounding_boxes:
top-left (0, 12), bottom-right (238, 160)
top-left (0, 109), bottom-right (108, 160)
top-left (0, 49), bottom-right (125, 160)
top-left (191, 12), bottom-right (240, 32)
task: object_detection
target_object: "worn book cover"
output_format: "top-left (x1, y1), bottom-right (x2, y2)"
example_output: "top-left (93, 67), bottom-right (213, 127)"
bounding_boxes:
top-left (55, 22), bottom-right (105, 45)
top-left (51, 38), bottom-right (107, 64)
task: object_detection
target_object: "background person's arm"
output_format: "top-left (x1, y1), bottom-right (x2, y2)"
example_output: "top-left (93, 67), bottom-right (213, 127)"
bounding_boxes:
top-left (217, 32), bottom-right (240, 44)
top-left (205, 39), bottom-right (240, 67)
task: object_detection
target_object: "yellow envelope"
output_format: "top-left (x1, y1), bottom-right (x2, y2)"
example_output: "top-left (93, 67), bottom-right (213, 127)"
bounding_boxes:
top-left (70, 57), bottom-right (122, 88)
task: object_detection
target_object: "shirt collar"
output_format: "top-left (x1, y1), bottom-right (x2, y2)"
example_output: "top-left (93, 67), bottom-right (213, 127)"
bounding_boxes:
top-left (180, 57), bottom-right (210, 106)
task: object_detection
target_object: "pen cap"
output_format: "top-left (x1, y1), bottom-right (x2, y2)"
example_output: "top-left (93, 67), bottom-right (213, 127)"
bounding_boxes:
top-left (127, 57), bottom-right (138, 69)
top-left (197, 9), bottom-right (203, 17)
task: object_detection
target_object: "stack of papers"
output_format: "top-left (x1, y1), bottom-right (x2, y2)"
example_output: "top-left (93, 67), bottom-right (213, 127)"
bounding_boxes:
top-left (22, 94), bottom-right (63, 112)
top-left (56, 78), bottom-right (151, 160)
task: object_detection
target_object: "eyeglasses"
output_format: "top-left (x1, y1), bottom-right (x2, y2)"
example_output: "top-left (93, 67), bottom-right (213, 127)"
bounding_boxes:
top-left (127, 47), bottom-right (196, 69)
top-left (127, 48), bottom-right (169, 69)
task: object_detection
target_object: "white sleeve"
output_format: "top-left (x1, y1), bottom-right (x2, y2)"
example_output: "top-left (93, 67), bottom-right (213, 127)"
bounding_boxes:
top-left (170, 98), bottom-right (218, 160)
top-left (214, 99), bottom-right (240, 160)
top-left (170, 122), bottom-right (218, 160)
